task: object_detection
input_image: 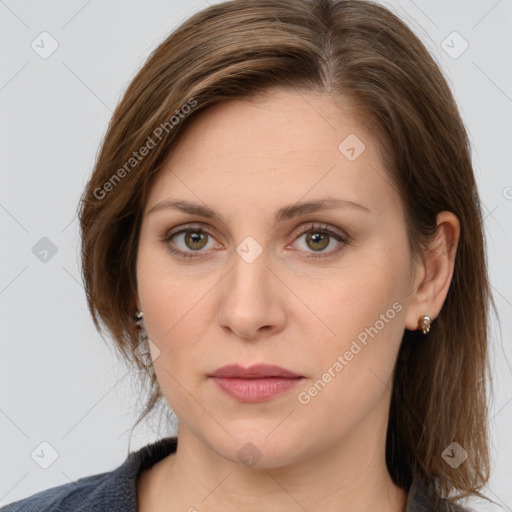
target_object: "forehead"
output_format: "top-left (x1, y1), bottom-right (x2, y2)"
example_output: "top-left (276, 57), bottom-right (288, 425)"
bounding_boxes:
top-left (145, 89), bottom-right (398, 219)
top-left (168, 89), bottom-right (371, 165)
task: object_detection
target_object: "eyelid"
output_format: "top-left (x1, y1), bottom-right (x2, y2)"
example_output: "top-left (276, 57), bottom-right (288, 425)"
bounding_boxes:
top-left (160, 223), bottom-right (221, 260)
top-left (163, 222), bottom-right (217, 238)
top-left (161, 222), bottom-right (222, 247)
top-left (286, 222), bottom-right (349, 259)
top-left (162, 221), bottom-right (347, 241)
top-left (288, 222), bottom-right (347, 242)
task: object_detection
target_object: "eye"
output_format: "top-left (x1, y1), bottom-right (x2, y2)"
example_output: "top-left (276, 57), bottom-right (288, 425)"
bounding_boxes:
top-left (288, 223), bottom-right (349, 259)
top-left (161, 222), bottom-right (349, 261)
top-left (161, 224), bottom-right (220, 260)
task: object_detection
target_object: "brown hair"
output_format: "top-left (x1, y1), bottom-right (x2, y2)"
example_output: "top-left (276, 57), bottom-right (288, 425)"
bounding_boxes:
top-left (78, 0), bottom-right (494, 503)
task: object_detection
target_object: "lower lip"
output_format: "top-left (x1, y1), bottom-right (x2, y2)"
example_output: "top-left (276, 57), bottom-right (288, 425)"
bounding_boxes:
top-left (210, 377), bottom-right (303, 403)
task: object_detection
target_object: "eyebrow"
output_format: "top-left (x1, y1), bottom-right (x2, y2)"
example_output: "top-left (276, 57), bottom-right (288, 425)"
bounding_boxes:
top-left (147, 197), bottom-right (370, 223)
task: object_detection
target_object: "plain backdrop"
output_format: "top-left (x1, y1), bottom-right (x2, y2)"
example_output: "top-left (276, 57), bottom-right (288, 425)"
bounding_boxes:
top-left (0, 0), bottom-right (511, 510)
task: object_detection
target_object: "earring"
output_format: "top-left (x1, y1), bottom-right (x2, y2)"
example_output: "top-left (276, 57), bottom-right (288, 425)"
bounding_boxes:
top-left (133, 310), bottom-right (152, 367)
top-left (418, 314), bottom-right (432, 334)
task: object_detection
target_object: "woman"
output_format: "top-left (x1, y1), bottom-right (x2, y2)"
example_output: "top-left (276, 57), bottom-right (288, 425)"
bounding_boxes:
top-left (3, 0), bottom-right (493, 510)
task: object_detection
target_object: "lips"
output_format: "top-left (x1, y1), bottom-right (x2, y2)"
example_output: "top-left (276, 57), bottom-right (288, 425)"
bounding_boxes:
top-left (209, 364), bottom-right (304, 403)
top-left (209, 363), bottom-right (302, 379)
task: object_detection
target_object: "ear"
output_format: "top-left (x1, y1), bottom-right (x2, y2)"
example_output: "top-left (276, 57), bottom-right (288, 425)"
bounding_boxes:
top-left (404, 211), bottom-right (460, 331)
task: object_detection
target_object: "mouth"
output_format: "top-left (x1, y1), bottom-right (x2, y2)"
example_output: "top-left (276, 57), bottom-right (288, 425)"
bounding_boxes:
top-left (210, 363), bottom-right (303, 379)
top-left (209, 364), bottom-right (304, 403)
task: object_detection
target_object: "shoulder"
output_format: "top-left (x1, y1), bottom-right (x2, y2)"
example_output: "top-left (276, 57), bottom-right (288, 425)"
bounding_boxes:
top-left (406, 477), bottom-right (473, 512)
top-left (0, 471), bottom-right (113, 512)
top-left (1, 437), bottom-right (178, 512)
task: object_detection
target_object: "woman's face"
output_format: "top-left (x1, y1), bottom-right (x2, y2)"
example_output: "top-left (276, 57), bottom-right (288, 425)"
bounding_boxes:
top-left (135, 89), bottom-right (421, 467)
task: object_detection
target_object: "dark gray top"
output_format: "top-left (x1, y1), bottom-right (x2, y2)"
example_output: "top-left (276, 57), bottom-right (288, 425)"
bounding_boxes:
top-left (1, 436), bottom-right (469, 511)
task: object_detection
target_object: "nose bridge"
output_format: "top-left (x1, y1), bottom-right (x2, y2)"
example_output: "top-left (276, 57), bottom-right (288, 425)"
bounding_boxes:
top-left (228, 240), bottom-right (272, 305)
top-left (216, 238), bottom-right (284, 338)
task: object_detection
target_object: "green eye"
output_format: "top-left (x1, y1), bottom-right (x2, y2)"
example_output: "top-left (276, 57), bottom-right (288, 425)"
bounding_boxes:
top-left (183, 231), bottom-right (209, 251)
top-left (290, 223), bottom-right (349, 259)
top-left (304, 232), bottom-right (330, 251)
top-left (162, 222), bottom-right (349, 261)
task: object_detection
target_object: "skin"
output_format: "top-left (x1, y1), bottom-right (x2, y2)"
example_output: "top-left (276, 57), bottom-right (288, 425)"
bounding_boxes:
top-left (134, 88), bottom-right (460, 512)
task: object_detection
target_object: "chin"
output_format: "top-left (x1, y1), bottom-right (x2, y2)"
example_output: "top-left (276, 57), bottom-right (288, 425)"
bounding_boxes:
top-left (204, 423), bottom-right (309, 470)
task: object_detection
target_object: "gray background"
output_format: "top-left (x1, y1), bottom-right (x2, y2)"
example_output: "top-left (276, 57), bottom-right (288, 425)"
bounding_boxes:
top-left (0, 0), bottom-right (511, 510)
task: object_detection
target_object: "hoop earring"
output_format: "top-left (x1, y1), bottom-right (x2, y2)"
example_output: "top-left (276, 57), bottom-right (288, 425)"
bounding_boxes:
top-left (418, 314), bottom-right (432, 334)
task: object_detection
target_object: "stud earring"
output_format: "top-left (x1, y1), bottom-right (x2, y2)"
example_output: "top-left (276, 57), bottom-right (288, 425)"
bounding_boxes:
top-left (135, 310), bottom-right (143, 321)
top-left (418, 314), bottom-right (432, 334)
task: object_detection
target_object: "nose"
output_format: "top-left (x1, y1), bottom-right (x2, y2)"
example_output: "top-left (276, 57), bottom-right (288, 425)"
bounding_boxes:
top-left (216, 248), bottom-right (287, 340)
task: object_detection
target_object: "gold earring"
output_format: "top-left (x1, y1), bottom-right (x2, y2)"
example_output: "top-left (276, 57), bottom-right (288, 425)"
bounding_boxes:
top-left (418, 314), bottom-right (432, 334)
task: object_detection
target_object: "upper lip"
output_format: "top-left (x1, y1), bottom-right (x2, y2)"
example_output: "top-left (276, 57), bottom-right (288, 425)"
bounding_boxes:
top-left (210, 364), bottom-right (302, 379)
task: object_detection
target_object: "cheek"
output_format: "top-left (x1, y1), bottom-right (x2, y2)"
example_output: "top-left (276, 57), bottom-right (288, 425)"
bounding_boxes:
top-left (139, 274), bottom-right (212, 420)
top-left (294, 296), bottom-right (405, 443)
top-left (135, 245), bottom-right (212, 368)
top-left (140, 281), bottom-right (211, 361)
top-left (312, 252), bottom-right (408, 355)
top-left (297, 244), bottom-right (408, 410)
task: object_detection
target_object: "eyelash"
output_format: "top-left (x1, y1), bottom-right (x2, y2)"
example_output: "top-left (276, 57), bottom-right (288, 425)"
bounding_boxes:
top-left (161, 222), bottom-right (350, 261)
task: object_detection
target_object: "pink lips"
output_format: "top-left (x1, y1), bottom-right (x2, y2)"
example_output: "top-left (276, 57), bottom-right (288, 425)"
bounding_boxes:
top-left (209, 364), bottom-right (303, 403)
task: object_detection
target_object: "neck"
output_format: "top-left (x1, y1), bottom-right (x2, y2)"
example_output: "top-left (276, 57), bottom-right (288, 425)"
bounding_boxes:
top-left (148, 413), bottom-right (407, 512)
